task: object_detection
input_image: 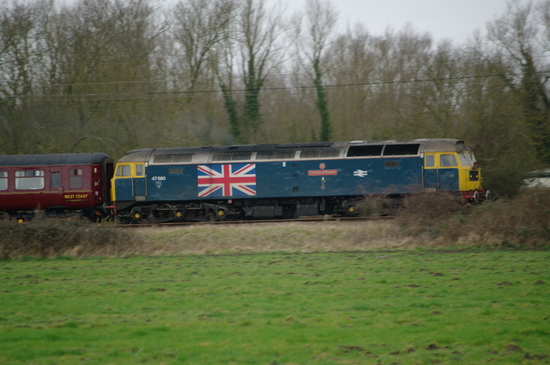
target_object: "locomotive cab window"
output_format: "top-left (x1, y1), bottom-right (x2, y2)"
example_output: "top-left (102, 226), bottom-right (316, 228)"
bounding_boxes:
top-left (70, 169), bottom-right (83, 189)
top-left (425, 155), bottom-right (435, 167)
top-left (116, 164), bottom-right (131, 177)
top-left (458, 152), bottom-right (470, 166)
top-left (440, 154), bottom-right (458, 167)
top-left (0, 171), bottom-right (7, 190)
top-left (15, 170), bottom-right (44, 190)
top-left (136, 164), bottom-right (145, 177)
top-left (459, 152), bottom-right (477, 166)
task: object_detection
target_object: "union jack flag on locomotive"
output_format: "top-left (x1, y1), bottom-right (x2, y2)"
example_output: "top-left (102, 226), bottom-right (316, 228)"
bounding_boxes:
top-left (197, 164), bottom-right (257, 197)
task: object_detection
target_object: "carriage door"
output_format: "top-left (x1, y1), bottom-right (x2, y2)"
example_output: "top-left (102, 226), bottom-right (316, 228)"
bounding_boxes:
top-left (49, 169), bottom-right (64, 206)
top-left (423, 154), bottom-right (438, 192)
top-left (133, 163), bottom-right (147, 201)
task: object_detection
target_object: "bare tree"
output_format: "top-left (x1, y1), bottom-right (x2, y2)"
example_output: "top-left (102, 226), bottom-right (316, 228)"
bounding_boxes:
top-left (295, 0), bottom-right (338, 141)
top-left (488, 0), bottom-right (550, 163)
top-left (323, 25), bottom-right (433, 141)
top-left (217, 0), bottom-right (290, 143)
top-left (171, 0), bottom-right (235, 95)
top-left (41, 0), bottom-right (167, 155)
top-left (0, 0), bottom-right (48, 154)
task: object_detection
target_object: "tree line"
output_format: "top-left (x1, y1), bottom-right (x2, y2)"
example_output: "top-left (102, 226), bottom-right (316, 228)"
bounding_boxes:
top-left (1, 0), bottom-right (549, 196)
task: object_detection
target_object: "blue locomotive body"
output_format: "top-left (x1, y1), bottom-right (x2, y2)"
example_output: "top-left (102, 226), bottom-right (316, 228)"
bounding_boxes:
top-left (136, 157), bottom-right (425, 200)
top-left (111, 139), bottom-right (481, 222)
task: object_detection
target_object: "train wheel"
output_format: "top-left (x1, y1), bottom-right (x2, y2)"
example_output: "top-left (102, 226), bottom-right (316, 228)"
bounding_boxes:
top-left (473, 191), bottom-right (480, 204)
top-left (216, 209), bottom-right (226, 221)
top-left (131, 211), bottom-right (143, 224)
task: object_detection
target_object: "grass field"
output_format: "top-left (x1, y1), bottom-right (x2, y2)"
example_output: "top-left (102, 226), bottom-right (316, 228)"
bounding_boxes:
top-left (1, 247), bottom-right (549, 364)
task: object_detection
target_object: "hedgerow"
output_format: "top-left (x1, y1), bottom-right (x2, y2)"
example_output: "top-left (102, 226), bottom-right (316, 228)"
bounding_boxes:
top-left (0, 218), bottom-right (144, 259)
top-left (396, 188), bottom-right (550, 246)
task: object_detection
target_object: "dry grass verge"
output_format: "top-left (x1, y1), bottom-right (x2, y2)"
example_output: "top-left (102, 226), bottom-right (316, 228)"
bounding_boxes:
top-left (1, 188), bottom-right (548, 259)
top-left (134, 220), bottom-right (411, 256)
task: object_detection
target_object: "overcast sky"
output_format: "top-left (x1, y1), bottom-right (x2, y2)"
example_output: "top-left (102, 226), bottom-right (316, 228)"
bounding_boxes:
top-left (275, 0), bottom-right (513, 43)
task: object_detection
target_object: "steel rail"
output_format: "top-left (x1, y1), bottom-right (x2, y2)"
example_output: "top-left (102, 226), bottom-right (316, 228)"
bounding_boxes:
top-left (107, 215), bottom-right (395, 228)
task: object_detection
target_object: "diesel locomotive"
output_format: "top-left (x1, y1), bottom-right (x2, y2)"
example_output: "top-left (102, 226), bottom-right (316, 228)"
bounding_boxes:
top-left (0, 138), bottom-right (487, 222)
top-left (110, 138), bottom-right (487, 222)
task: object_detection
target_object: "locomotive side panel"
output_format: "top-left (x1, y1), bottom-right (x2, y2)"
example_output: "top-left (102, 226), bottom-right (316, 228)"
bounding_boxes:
top-left (123, 156), bottom-right (425, 203)
top-left (146, 164), bottom-right (196, 201)
top-left (258, 157), bottom-right (424, 198)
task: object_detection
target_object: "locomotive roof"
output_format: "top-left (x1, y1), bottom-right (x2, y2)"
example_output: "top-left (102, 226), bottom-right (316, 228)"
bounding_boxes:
top-left (0, 153), bottom-right (111, 167)
top-left (120, 139), bottom-right (471, 164)
top-left (422, 139), bottom-right (471, 152)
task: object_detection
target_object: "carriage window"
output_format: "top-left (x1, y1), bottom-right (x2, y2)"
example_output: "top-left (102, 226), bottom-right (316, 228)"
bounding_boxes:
top-left (440, 154), bottom-right (458, 167)
top-left (51, 172), bottom-right (61, 188)
top-left (15, 170), bottom-right (44, 190)
top-left (0, 171), bottom-right (7, 190)
top-left (425, 155), bottom-right (435, 167)
top-left (136, 164), bottom-right (144, 177)
top-left (70, 169), bottom-right (83, 189)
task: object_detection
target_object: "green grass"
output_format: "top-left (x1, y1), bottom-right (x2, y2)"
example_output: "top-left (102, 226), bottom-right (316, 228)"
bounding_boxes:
top-left (1, 250), bottom-right (549, 364)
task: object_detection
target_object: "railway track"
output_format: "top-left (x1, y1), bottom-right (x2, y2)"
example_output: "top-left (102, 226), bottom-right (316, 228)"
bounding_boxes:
top-left (110, 215), bottom-right (395, 228)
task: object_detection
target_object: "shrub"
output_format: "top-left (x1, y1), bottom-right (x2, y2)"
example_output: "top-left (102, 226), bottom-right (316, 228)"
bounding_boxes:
top-left (0, 218), bottom-right (145, 259)
top-left (467, 187), bottom-right (550, 246)
top-left (356, 195), bottom-right (403, 216)
top-left (396, 188), bottom-right (550, 246)
top-left (396, 193), bottom-right (469, 239)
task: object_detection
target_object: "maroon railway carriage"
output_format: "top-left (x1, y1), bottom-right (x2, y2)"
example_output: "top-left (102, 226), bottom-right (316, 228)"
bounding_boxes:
top-left (0, 153), bottom-right (114, 221)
